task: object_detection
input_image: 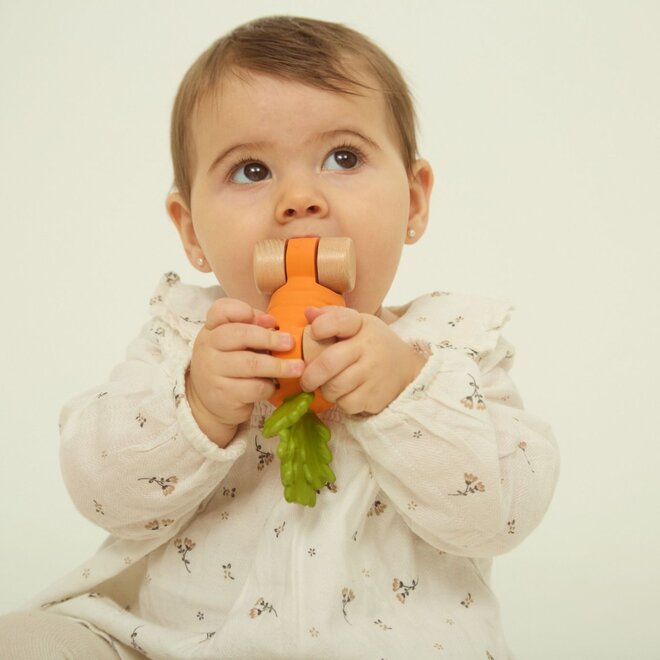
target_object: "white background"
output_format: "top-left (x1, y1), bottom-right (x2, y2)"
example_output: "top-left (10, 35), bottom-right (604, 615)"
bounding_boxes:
top-left (1, 1), bottom-right (658, 658)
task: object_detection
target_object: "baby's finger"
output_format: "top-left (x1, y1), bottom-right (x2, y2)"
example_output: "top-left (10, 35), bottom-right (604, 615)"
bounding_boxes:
top-left (210, 323), bottom-right (294, 353)
top-left (205, 298), bottom-right (264, 330)
top-left (303, 306), bottom-right (326, 324)
top-left (299, 339), bottom-right (360, 393)
top-left (253, 313), bottom-right (278, 329)
top-left (317, 362), bottom-right (365, 405)
top-left (219, 351), bottom-right (305, 380)
top-left (335, 381), bottom-right (373, 416)
top-left (225, 376), bottom-right (278, 407)
top-left (305, 306), bottom-right (363, 341)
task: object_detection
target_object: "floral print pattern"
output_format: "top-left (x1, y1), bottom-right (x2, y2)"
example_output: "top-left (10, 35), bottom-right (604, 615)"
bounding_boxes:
top-left (518, 440), bottom-right (535, 472)
top-left (367, 499), bottom-right (387, 517)
top-left (392, 577), bottom-right (419, 604)
top-left (255, 436), bottom-right (274, 470)
top-left (461, 374), bottom-right (486, 410)
top-left (174, 537), bottom-right (195, 574)
top-left (130, 626), bottom-right (145, 653)
top-left (137, 475), bottom-right (178, 495)
top-left (144, 518), bottom-right (175, 531)
top-left (449, 473), bottom-right (486, 497)
top-left (341, 588), bottom-right (355, 624)
top-left (249, 598), bottom-right (278, 618)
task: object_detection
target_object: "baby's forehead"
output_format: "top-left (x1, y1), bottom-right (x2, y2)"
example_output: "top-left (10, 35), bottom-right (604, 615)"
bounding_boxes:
top-left (194, 69), bottom-right (389, 129)
top-left (212, 66), bottom-right (380, 101)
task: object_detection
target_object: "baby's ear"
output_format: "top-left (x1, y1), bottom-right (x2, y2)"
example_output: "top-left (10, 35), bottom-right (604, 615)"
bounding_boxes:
top-left (166, 191), bottom-right (210, 271)
top-left (406, 159), bottom-right (434, 244)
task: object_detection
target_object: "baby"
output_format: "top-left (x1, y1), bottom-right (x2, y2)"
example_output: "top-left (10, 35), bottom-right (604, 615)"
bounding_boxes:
top-left (0, 15), bottom-right (559, 660)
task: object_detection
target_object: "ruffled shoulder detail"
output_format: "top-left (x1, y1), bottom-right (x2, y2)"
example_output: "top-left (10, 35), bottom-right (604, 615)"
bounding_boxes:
top-left (147, 272), bottom-right (225, 342)
top-left (389, 290), bottom-right (514, 364)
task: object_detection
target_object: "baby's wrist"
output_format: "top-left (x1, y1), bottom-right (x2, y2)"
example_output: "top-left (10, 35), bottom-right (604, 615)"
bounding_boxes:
top-left (185, 371), bottom-right (238, 448)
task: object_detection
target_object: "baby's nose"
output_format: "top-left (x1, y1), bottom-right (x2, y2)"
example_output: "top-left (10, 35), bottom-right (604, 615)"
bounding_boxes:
top-left (275, 184), bottom-right (328, 223)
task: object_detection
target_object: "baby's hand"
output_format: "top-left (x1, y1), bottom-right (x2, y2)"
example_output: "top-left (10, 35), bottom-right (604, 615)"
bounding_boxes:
top-left (187, 298), bottom-right (305, 448)
top-left (299, 307), bottom-right (426, 415)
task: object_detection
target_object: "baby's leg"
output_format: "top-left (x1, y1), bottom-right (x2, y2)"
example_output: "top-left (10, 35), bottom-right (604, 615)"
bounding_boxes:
top-left (0, 609), bottom-right (123, 659)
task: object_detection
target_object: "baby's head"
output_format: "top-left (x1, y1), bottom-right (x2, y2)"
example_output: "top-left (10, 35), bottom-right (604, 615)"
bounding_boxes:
top-left (171, 16), bottom-right (420, 208)
top-left (168, 16), bottom-right (433, 317)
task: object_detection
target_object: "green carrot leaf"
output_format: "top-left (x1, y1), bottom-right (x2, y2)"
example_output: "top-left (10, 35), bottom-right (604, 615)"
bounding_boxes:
top-left (263, 393), bottom-right (336, 507)
top-left (262, 392), bottom-right (314, 438)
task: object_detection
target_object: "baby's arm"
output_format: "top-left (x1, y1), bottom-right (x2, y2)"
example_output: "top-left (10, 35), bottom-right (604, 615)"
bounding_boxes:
top-left (345, 332), bottom-right (559, 557)
top-left (59, 299), bottom-right (299, 541)
top-left (310, 304), bottom-right (559, 557)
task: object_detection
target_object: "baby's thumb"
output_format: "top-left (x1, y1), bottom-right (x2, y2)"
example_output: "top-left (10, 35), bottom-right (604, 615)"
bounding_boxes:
top-left (303, 306), bottom-right (329, 323)
top-left (253, 311), bottom-right (278, 329)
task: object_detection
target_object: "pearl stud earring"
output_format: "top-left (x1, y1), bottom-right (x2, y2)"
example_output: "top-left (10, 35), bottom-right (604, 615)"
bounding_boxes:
top-left (407, 228), bottom-right (416, 238)
top-left (196, 257), bottom-right (205, 267)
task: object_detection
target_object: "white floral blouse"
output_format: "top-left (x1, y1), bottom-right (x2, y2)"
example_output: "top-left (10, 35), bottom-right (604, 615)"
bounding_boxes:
top-left (30, 273), bottom-right (559, 660)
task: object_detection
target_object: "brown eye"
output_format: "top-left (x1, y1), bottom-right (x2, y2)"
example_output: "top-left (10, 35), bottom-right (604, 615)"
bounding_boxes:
top-left (231, 161), bottom-right (270, 183)
top-left (324, 149), bottom-right (360, 170)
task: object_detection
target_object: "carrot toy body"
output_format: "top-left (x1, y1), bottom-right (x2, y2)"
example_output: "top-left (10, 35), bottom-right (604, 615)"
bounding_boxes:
top-left (253, 237), bottom-right (356, 506)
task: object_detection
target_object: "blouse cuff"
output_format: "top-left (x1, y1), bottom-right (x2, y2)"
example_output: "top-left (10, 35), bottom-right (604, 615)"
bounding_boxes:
top-left (175, 396), bottom-right (247, 463)
top-left (172, 353), bottom-right (247, 463)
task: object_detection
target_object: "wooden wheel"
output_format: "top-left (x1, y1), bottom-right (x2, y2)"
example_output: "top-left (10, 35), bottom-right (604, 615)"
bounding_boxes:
top-left (316, 238), bottom-right (356, 293)
top-left (253, 239), bottom-right (287, 294)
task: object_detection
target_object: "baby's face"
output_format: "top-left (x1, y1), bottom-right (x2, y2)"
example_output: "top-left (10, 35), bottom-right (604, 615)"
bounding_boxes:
top-left (171, 70), bottom-right (431, 317)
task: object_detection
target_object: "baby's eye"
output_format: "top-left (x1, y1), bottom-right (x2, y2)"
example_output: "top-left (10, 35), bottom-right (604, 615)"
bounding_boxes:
top-left (322, 149), bottom-right (361, 171)
top-left (230, 161), bottom-right (271, 184)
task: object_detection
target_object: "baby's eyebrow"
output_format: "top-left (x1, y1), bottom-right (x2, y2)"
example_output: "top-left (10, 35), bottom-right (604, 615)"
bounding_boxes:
top-left (317, 128), bottom-right (380, 150)
top-left (207, 141), bottom-right (267, 175)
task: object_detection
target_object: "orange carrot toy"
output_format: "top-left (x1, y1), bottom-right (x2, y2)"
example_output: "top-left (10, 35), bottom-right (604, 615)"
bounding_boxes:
top-left (253, 237), bottom-right (356, 506)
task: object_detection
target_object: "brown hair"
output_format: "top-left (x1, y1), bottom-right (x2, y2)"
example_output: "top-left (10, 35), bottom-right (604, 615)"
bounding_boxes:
top-left (170, 15), bottom-right (418, 207)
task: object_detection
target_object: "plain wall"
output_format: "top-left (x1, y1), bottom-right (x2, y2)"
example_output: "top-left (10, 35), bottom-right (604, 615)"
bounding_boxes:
top-left (1, 1), bottom-right (658, 658)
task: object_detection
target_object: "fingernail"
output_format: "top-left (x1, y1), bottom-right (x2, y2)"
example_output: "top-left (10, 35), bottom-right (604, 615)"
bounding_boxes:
top-left (287, 360), bottom-right (305, 377)
top-left (276, 333), bottom-right (294, 349)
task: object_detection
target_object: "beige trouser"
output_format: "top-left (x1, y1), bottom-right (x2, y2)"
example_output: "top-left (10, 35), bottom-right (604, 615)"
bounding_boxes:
top-left (0, 610), bottom-right (123, 659)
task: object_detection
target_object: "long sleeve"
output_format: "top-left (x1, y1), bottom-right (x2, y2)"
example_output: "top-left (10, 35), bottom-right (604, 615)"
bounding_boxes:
top-left (59, 275), bottom-right (245, 541)
top-left (345, 293), bottom-right (559, 558)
